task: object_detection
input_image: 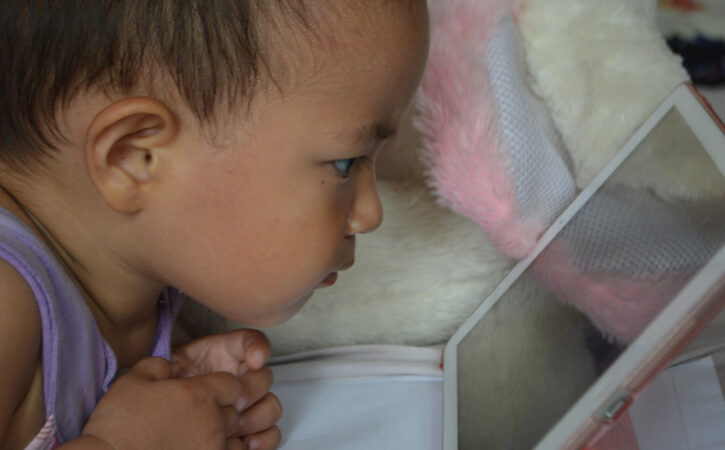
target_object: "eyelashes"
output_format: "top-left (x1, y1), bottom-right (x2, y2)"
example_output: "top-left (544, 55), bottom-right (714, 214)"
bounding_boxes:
top-left (332, 145), bottom-right (382, 179)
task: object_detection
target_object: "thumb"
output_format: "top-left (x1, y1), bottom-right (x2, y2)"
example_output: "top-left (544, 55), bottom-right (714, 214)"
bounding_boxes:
top-left (173, 329), bottom-right (272, 376)
top-left (213, 329), bottom-right (271, 371)
top-left (228, 329), bottom-right (271, 371)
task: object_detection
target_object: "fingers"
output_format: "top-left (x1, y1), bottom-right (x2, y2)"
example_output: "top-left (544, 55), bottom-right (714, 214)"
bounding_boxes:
top-left (225, 437), bottom-right (245, 450)
top-left (238, 393), bottom-right (283, 437)
top-left (241, 426), bottom-right (282, 450)
top-left (128, 357), bottom-right (180, 381)
top-left (225, 329), bottom-right (271, 372)
top-left (220, 406), bottom-right (241, 437)
top-left (189, 372), bottom-right (244, 410)
top-left (125, 358), bottom-right (244, 410)
top-left (239, 365), bottom-right (274, 409)
top-left (173, 329), bottom-right (272, 376)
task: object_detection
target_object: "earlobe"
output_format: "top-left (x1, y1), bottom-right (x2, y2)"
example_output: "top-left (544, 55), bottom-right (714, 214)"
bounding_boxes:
top-left (84, 97), bottom-right (180, 214)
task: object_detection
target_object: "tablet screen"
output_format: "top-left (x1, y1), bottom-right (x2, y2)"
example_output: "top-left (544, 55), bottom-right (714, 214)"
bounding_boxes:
top-left (456, 107), bottom-right (725, 450)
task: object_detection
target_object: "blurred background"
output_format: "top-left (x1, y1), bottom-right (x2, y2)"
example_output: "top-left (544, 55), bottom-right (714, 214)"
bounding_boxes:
top-left (659, 0), bottom-right (725, 116)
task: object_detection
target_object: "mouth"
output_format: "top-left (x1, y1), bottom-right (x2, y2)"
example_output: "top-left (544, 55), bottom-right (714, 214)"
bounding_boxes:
top-left (318, 259), bottom-right (355, 288)
top-left (319, 272), bottom-right (338, 287)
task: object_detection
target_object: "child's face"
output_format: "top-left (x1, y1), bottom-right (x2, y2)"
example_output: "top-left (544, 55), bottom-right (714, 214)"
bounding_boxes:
top-left (150, 2), bottom-right (429, 327)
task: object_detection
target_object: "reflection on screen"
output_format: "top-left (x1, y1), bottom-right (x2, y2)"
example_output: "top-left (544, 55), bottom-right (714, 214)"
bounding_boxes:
top-left (457, 108), bottom-right (725, 450)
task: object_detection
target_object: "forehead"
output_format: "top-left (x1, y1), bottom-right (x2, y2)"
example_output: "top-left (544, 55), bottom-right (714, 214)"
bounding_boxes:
top-left (209, 1), bottom-right (428, 145)
top-left (263, 0), bottom-right (429, 93)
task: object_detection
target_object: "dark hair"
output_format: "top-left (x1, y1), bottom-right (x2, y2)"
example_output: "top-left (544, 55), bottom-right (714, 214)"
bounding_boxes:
top-left (0, 1), bottom-right (318, 167)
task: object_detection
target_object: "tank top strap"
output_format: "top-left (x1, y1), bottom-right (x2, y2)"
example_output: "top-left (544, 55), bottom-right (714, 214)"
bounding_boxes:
top-left (0, 207), bottom-right (183, 444)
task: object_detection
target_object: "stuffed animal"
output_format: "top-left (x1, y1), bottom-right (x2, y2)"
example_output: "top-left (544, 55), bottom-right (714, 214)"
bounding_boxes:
top-left (417, 0), bottom-right (724, 348)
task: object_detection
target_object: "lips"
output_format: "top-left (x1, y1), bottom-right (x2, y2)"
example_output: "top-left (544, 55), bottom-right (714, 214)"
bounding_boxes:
top-left (318, 259), bottom-right (354, 288)
top-left (319, 272), bottom-right (338, 287)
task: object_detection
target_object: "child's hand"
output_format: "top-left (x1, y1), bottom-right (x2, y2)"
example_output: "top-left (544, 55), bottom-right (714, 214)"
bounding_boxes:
top-left (77, 357), bottom-right (245, 449)
top-left (173, 330), bottom-right (282, 450)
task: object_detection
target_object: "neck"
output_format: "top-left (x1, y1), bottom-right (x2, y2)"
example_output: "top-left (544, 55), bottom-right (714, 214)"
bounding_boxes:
top-left (0, 181), bottom-right (164, 367)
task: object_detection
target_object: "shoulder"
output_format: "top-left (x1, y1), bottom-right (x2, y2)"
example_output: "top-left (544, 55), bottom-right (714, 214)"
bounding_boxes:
top-left (0, 257), bottom-right (41, 352)
top-left (0, 258), bottom-right (42, 438)
top-left (0, 256), bottom-right (41, 331)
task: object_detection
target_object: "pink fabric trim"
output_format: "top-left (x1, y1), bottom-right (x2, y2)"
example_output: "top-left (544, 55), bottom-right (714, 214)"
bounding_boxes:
top-left (24, 415), bottom-right (60, 450)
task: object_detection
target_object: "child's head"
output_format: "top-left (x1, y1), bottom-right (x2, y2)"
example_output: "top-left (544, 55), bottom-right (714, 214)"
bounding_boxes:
top-left (0, 0), bottom-right (429, 326)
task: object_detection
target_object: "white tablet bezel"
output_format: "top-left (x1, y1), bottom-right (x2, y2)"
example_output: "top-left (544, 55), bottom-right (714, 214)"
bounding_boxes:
top-left (442, 83), bottom-right (725, 450)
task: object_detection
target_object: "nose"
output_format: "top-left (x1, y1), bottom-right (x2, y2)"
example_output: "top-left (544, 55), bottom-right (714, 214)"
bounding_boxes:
top-left (346, 167), bottom-right (383, 235)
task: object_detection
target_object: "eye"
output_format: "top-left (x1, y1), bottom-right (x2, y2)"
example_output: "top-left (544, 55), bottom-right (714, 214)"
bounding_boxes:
top-left (332, 158), bottom-right (357, 178)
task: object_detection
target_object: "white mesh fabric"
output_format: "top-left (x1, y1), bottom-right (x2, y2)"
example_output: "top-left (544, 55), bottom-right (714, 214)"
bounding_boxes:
top-left (484, 16), bottom-right (577, 229)
top-left (559, 187), bottom-right (725, 277)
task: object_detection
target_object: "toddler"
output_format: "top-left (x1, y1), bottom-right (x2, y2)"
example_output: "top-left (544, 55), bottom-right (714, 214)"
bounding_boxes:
top-left (0, 1), bottom-right (429, 449)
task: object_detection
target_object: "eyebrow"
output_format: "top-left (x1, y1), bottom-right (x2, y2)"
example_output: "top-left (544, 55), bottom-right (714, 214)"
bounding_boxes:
top-left (341, 121), bottom-right (398, 145)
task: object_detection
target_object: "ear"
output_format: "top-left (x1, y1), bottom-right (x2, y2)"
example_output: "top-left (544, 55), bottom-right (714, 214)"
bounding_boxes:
top-left (84, 97), bottom-right (180, 214)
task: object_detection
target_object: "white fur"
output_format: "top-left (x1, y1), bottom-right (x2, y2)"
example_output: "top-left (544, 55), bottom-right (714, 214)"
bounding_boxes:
top-left (519, 0), bottom-right (695, 197)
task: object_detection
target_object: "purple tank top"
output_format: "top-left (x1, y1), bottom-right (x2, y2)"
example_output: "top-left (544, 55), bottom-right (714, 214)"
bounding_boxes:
top-left (0, 207), bottom-right (183, 444)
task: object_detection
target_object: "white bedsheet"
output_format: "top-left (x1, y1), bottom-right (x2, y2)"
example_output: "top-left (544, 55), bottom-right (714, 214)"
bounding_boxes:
top-left (270, 345), bottom-right (443, 450)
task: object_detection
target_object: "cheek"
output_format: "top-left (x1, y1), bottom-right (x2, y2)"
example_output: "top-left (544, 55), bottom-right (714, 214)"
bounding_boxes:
top-left (161, 167), bottom-right (351, 315)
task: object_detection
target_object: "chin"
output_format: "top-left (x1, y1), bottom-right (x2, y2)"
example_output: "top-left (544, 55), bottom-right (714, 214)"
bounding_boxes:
top-left (242, 291), bottom-right (314, 328)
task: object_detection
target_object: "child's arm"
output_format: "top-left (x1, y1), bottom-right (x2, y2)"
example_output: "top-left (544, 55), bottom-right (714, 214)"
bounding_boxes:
top-left (0, 259), bottom-right (43, 448)
top-left (0, 257), bottom-right (250, 450)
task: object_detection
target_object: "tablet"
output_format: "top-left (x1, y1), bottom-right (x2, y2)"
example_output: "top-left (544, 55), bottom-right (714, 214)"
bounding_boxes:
top-left (443, 83), bottom-right (725, 450)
